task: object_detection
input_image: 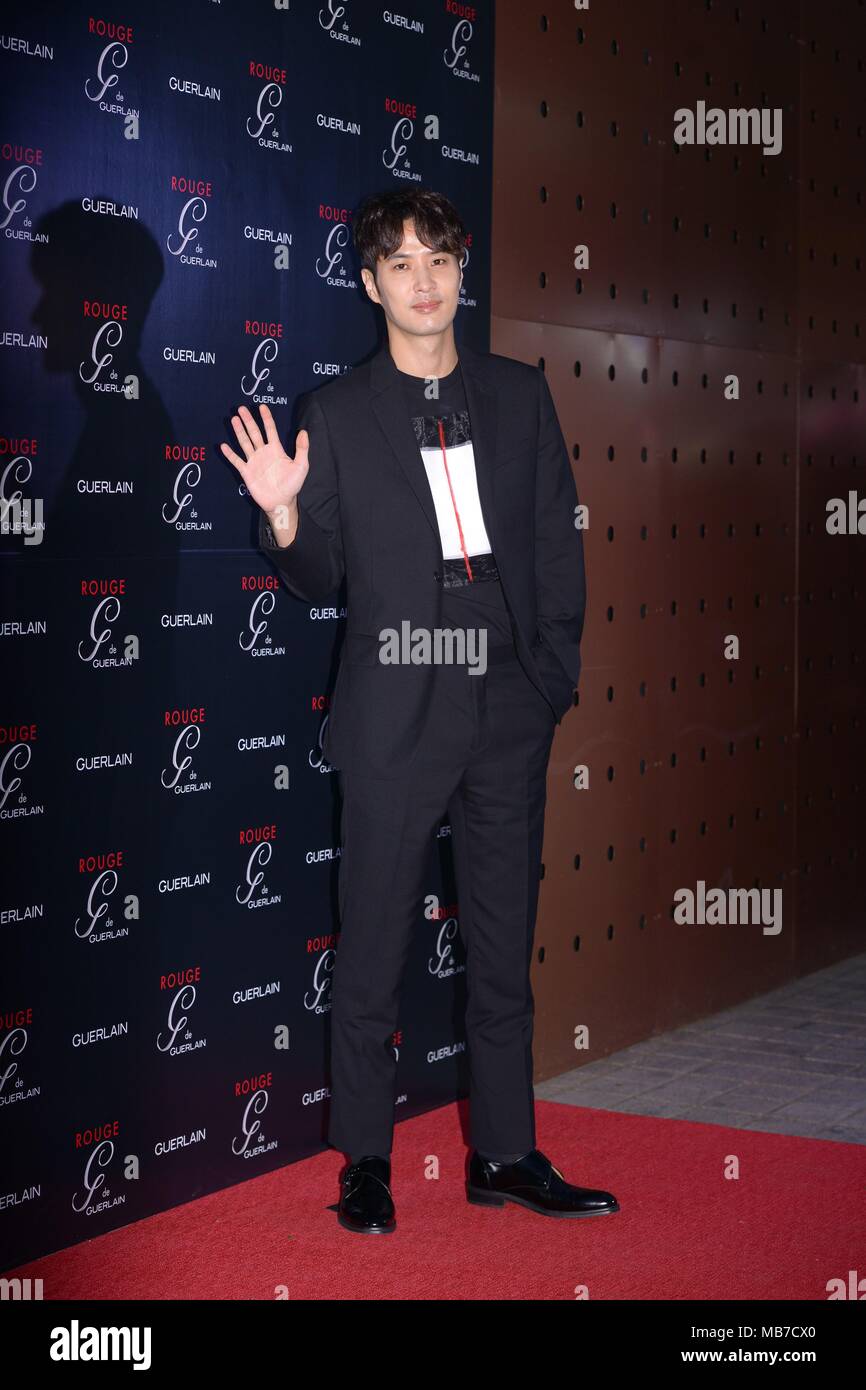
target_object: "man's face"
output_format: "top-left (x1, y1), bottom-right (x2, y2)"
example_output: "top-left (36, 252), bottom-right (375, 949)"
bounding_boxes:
top-left (361, 218), bottom-right (463, 337)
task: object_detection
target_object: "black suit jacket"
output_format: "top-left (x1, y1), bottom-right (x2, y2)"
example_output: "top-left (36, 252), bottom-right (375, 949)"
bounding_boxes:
top-left (258, 339), bottom-right (586, 776)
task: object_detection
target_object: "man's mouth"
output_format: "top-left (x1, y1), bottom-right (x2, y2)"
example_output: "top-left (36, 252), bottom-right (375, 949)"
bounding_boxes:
top-left (412, 301), bottom-right (440, 312)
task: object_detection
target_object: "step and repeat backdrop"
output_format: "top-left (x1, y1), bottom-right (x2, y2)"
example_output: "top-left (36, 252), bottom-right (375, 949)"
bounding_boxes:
top-left (1, 0), bottom-right (495, 1270)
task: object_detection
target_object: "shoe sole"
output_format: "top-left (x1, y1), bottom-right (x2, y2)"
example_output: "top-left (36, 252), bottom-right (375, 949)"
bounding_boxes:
top-left (337, 1213), bottom-right (396, 1234)
top-left (466, 1184), bottom-right (619, 1217)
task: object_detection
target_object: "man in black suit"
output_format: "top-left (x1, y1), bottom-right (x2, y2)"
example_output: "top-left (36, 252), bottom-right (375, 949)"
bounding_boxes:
top-left (222, 188), bottom-right (618, 1234)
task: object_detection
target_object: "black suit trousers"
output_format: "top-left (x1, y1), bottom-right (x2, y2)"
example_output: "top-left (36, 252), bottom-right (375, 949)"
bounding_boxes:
top-left (327, 647), bottom-right (557, 1158)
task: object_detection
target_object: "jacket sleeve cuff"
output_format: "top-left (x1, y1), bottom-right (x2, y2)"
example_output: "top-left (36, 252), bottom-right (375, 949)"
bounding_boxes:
top-left (257, 502), bottom-right (337, 603)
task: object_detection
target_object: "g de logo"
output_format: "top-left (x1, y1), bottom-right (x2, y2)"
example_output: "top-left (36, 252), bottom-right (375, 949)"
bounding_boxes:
top-left (0, 1026), bottom-right (27, 1096)
top-left (1, 162), bottom-right (37, 231)
top-left (166, 196), bottom-right (208, 259)
top-left (84, 40), bottom-right (128, 104)
top-left (74, 867), bottom-right (119, 940)
top-left (77, 595), bottom-right (120, 665)
top-left (161, 723), bottom-right (201, 791)
top-left (247, 81), bottom-right (283, 141)
top-left (0, 742), bottom-right (32, 813)
top-left (444, 18), bottom-right (473, 70)
top-left (162, 460), bottom-right (202, 526)
top-left (316, 222), bottom-right (351, 280)
top-left (303, 950), bottom-right (335, 1014)
top-left (382, 114), bottom-right (414, 172)
top-left (232, 1088), bottom-right (268, 1156)
top-left (242, 337), bottom-right (279, 396)
top-left (79, 319), bottom-right (123, 386)
top-left (239, 590), bottom-right (275, 652)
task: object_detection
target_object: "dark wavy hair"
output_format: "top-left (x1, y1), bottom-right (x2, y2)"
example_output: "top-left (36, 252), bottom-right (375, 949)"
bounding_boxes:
top-left (353, 187), bottom-right (467, 281)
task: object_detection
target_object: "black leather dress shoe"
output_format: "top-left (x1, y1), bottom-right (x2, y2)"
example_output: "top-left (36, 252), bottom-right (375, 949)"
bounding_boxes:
top-left (466, 1147), bottom-right (619, 1218)
top-left (337, 1155), bottom-right (396, 1234)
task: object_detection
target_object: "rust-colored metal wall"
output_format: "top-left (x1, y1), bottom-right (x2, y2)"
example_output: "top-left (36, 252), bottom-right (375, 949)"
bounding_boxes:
top-left (490, 1), bottom-right (866, 1078)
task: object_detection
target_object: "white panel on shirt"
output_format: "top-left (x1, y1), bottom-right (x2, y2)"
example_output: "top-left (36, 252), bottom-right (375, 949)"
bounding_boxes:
top-left (419, 438), bottom-right (493, 560)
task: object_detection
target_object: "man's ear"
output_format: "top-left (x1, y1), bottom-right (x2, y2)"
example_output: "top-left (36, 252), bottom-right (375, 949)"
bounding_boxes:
top-left (361, 268), bottom-right (379, 303)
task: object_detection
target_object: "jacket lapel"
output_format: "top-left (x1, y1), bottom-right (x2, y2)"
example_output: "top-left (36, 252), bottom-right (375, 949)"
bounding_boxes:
top-left (369, 339), bottom-right (501, 553)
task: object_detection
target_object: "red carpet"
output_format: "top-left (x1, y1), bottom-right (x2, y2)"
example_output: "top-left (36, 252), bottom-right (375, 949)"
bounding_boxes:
top-left (9, 1101), bottom-right (865, 1300)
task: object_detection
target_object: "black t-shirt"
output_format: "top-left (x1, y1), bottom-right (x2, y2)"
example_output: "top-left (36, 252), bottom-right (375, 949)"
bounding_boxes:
top-left (396, 358), bottom-right (515, 651)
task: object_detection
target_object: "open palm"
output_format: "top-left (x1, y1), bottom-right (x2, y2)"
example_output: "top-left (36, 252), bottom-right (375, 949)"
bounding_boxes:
top-left (220, 403), bottom-right (309, 521)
